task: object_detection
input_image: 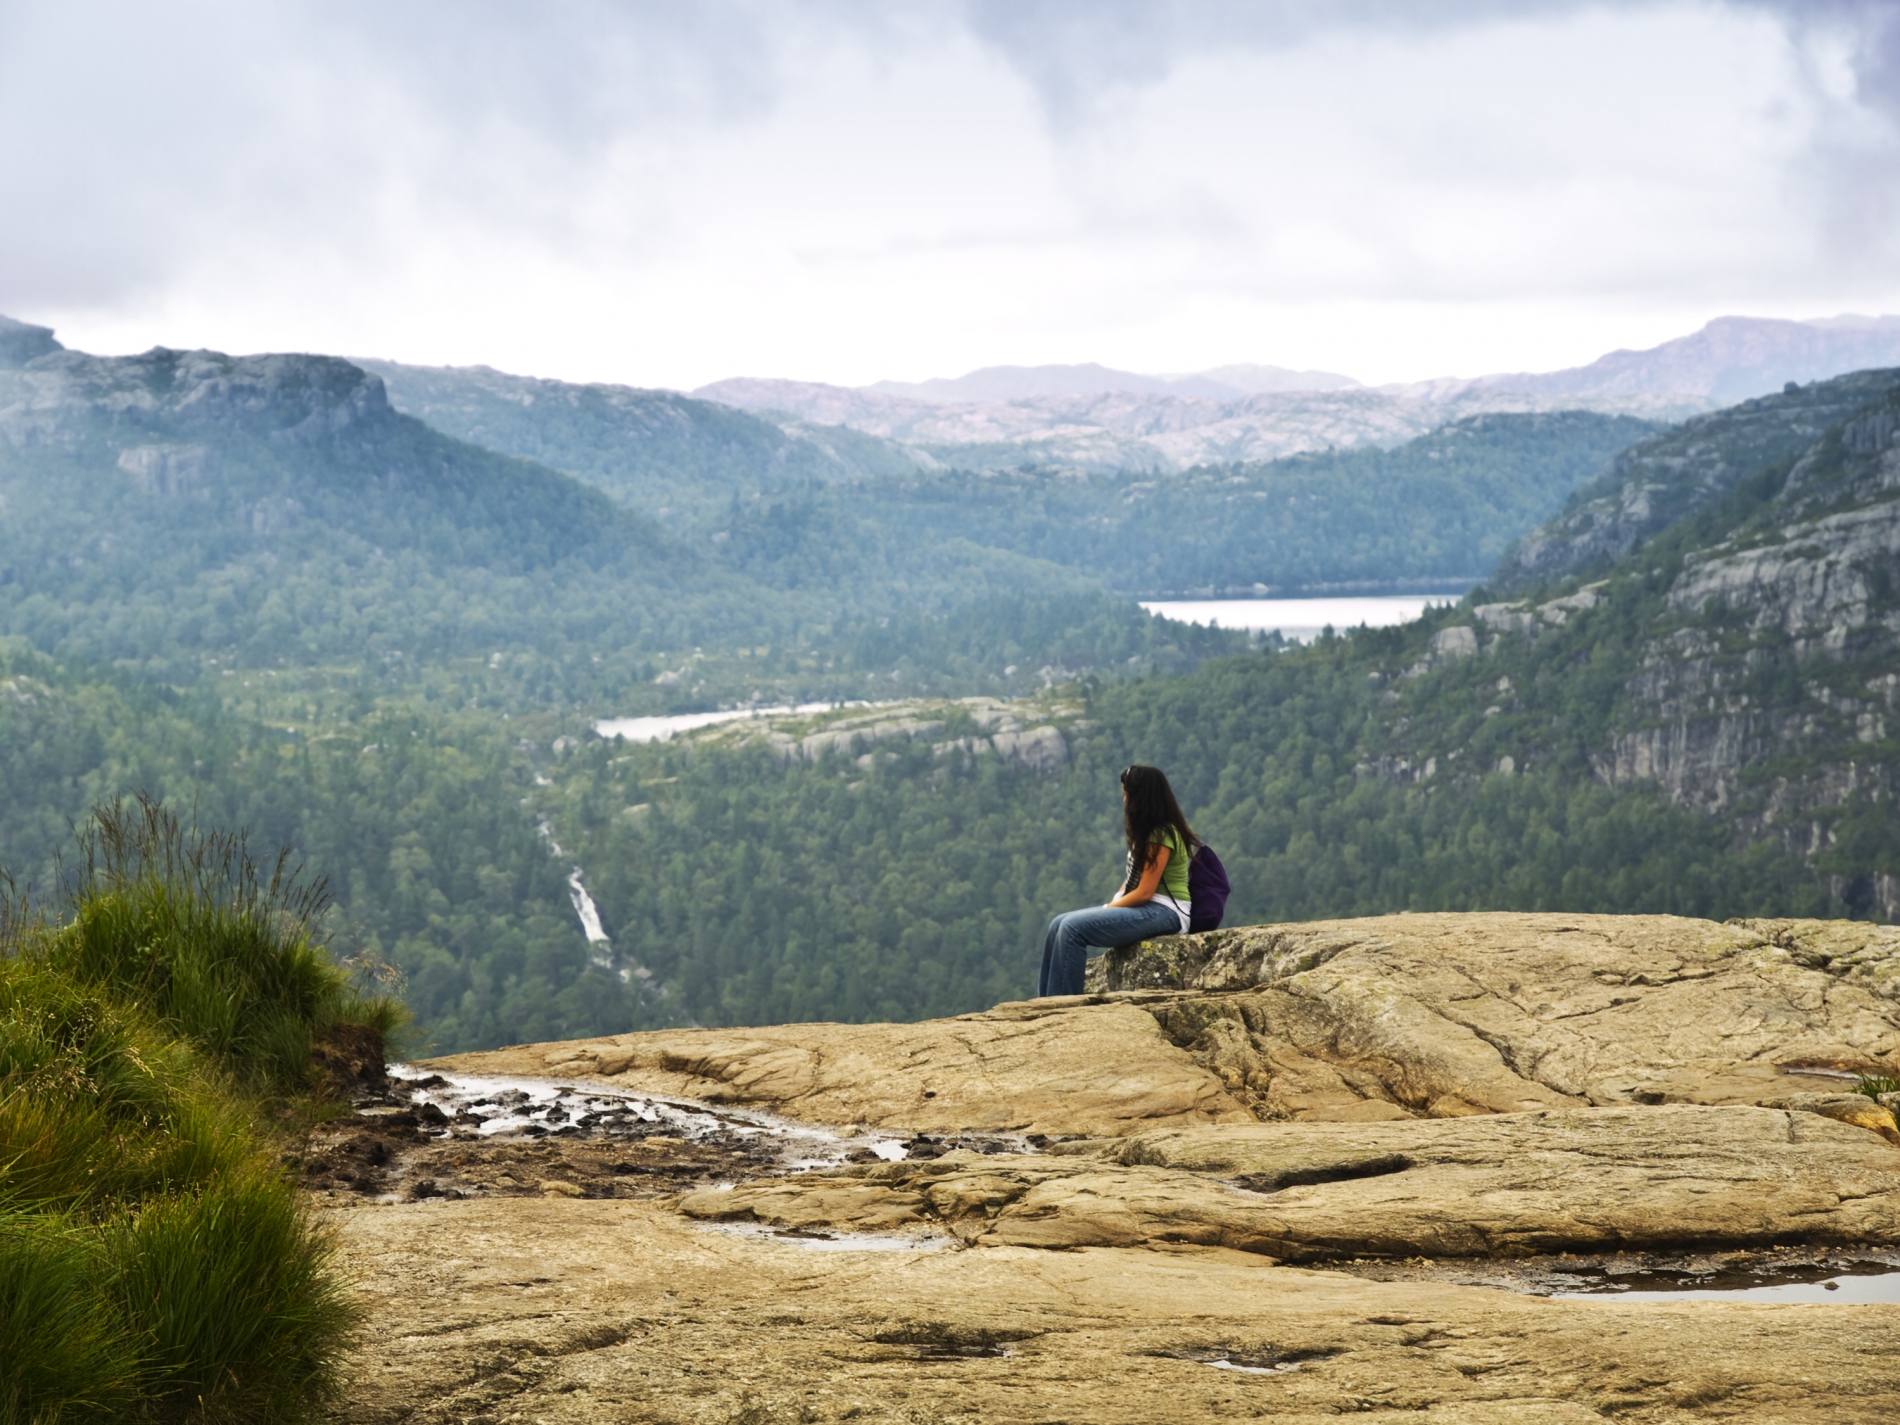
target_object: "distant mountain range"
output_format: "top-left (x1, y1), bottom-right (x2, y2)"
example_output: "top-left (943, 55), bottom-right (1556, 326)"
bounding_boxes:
top-left (866, 360), bottom-right (1362, 403)
top-left (1385, 314), bottom-right (1900, 406)
top-left (695, 315), bottom-right (1900, 475)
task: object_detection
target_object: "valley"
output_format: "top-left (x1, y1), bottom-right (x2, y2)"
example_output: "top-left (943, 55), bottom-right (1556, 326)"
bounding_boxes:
top-left (1, 314), bottom-right (1898, 1058)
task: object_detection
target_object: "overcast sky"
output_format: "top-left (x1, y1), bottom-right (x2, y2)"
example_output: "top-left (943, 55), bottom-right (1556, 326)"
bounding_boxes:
top-left (3, 1), bottom-right (1897, 388)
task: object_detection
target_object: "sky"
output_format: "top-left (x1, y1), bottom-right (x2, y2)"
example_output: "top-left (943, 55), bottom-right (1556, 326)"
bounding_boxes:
top-left (2, 0), bottom-right (1898, 389)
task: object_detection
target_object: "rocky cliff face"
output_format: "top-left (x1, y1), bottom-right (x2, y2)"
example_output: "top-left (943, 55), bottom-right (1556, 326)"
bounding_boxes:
top-left (0, 344), bottom-right (395, 450)
top-left (0, 315), bottom-right (62, 368)
top-left (1493, 367), bottom-right (1900, 592)
top-left (1433, 370), bottom-right (1900, 917)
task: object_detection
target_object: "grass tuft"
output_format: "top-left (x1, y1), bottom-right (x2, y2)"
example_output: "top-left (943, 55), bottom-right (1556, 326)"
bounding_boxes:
top-left (0, 795), bottom-right (391, 1421)
top-left (39, 792), bottom-right (406, 1095)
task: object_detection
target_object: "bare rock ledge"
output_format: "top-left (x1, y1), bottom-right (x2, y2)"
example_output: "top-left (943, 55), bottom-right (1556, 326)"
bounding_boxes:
top-left (340, 913), bottom-right (1900, 1422)
top-left (423, 913), bottom-right (1900, 1133)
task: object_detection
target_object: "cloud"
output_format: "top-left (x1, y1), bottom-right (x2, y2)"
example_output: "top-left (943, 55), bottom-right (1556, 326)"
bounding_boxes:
top-left (960, 0), bottom-right (1642, 125)
top-left (1, 1), bottom-right (1897, 385)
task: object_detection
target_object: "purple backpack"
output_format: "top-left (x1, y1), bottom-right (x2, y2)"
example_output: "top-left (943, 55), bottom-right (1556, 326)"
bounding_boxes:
top-left (1187, 844), bottom-right (1230, 934)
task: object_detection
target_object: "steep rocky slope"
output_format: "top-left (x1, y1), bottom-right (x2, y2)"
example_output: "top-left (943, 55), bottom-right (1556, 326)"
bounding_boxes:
top-left (1494, 367), bottom-right (1900, 590)
top-left (1386, 369), bottom-right (1900, 916)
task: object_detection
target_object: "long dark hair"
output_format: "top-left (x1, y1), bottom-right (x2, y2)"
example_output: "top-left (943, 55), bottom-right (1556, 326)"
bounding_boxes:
top-left (1120, 764), bottom-right (1199, 873)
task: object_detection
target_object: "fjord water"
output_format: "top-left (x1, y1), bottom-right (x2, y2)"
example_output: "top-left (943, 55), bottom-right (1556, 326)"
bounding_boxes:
top-left (1142, 594), bottom-right (1457, 641)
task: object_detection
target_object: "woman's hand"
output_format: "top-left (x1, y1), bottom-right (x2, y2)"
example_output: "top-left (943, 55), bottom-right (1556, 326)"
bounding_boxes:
top-left (1106, 844), bottom-right (1169, 909)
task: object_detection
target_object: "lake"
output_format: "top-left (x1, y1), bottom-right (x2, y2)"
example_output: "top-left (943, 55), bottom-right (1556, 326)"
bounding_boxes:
top-left (1141, 595), bottom-right (1457, 641)
top-left (596, 701), bottom-right (874, 744)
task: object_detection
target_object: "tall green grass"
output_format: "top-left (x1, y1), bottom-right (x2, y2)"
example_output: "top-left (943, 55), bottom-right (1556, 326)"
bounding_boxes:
top-left (0, 797), bottom-right (398, 1422)
top-left (44, 794), bottom-right (404, 1094)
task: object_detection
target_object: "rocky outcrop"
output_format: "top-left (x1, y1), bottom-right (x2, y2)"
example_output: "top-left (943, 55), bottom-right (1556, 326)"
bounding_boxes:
top-left (682, 1104), bottom-right (1900, 1259)
top-left (0, 315), bottom-right (62, 369)
top-left (0, 346), bottom-right (394, 451)
top-left (1082, 914), bottom-right (1900, 1122)
top-left (428, 914), bottom-right (1900, 1137)
top-left (423, 996), bottom-right (1253, 1137)
top-left (361, 912), bottom-right (1900, 1421)
top-left (1492, 366), bottom-right (1899, 591)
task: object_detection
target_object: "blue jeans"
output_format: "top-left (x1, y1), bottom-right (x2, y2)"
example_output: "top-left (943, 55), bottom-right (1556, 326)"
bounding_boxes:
top-left (1036, 901), bottom-right (1181, 997)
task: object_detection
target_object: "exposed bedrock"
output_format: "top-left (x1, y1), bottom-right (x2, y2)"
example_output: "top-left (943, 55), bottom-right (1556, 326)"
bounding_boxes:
top-left (1089, 912), bottom-right (1900, 1122)
top-left (681, 1105), bottom-right (1900, 1260)
top-left (426, 913), bottom-right (1900, 1135)
top-left (333, 1197), bottom-right (1900, 1424)
top-left (422, 996), bottom-right (1255, 1136)
top-left (365, 914), bottom-right (1900, 1422)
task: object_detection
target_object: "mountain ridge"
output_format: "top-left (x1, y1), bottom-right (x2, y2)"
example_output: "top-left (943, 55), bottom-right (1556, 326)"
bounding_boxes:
top-left (695, 315), bottom-right (1900, 476)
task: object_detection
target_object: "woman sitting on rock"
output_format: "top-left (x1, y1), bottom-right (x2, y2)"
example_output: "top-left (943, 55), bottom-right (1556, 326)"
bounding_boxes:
top-left (1037, 763), bottom-right (1198, 997)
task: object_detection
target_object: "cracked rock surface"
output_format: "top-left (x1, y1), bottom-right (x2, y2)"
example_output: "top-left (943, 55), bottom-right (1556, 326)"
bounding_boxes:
top-left (338, 914), bottom-right (1900, 1421)
top-left (333, 1198), bottom-right (1900, 1423)
top-left (1089, 912), bottom-right (1900, 1120)
top-left (680, 1105), bottom-right (1900, 1260)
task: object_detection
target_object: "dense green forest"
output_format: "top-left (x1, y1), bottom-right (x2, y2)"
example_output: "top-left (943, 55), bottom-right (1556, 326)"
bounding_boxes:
top-left (556, 636), bottom-right (1823, 1030)
top-left (11, 324), bottom-right (1894, 1054)
top-left (5, 614), bottom-right (1821, 1050)
top-left (365, 360), bottom-right (1658, 596)
top-left (798, 410), bottom-right (1660, 595)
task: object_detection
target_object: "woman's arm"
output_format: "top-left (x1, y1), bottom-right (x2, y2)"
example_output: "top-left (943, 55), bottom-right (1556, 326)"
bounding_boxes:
top-left (1106, 844), bottom-right (1170, 908)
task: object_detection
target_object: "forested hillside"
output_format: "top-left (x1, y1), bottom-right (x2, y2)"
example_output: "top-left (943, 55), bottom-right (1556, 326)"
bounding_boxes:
top-left (823, 410), bottom-right (1660, 595)
top-left (367, 357), bottom-right (1659, 596)
top-left (1496, 368), bottom-right (1900, 591)
top-left (358, 358), bottom-right (923, 529)
top-left (0, 336), bottom-right (1238, 709)
top-left (10, 317), bottom-right (1892, 1054)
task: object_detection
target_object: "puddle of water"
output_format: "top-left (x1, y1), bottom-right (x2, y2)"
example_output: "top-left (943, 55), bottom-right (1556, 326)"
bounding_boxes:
top-left (387, 1064), bottom-right (900, 1164)
top-left (1142, 595), bottom-right (1457, 642)
top-left (383, 1065), bottom-right (1043, 1175)
top-left (697, 1222), bottom-right (951, 1253)
top-left (1555, 1272), bottom-right (1900, 1305)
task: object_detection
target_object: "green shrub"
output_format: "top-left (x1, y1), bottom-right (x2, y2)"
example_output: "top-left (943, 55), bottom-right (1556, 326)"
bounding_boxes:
top-left (42, 794), bottom-right (405, 1095)
top-left (0, 951), bottom-right (356, 1422)
top-left (106, 1167), bottom-right (354, 1422)
top-left (1855, 1074), bottom-right (1900, 1100)
top-left (0, 1216), bottom-right (140, 1423)
top-left (0, 799), bottom-right (373, 1423)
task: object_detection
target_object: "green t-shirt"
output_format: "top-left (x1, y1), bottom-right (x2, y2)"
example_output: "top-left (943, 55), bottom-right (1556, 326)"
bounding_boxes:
top-left (1125, 826), bottom-right (1192, 906)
